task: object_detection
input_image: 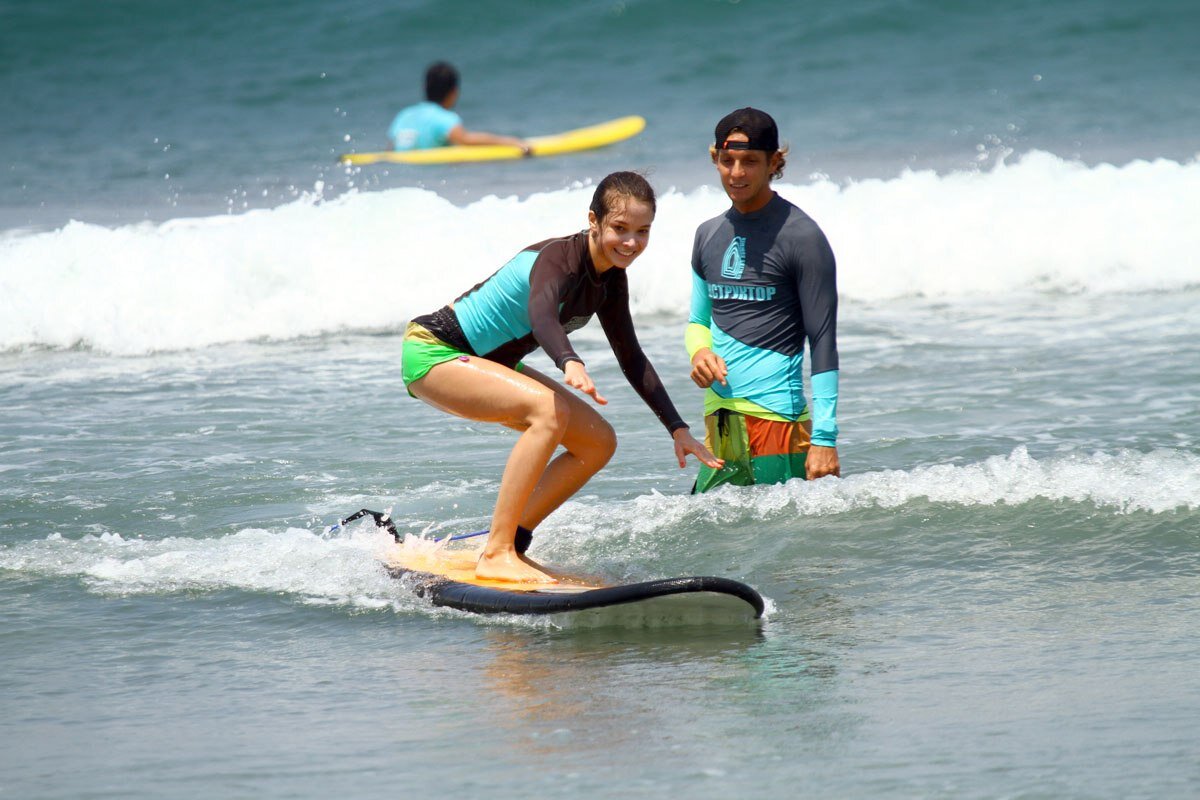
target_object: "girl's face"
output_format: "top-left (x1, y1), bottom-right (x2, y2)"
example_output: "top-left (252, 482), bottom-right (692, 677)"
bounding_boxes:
top-left (588, 197), bottom-right (654, 272)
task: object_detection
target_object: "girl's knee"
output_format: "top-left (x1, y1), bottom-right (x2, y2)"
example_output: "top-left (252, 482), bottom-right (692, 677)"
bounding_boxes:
top-left (585, 418), bottom-right (618, 466)
top-left (530, 390), bottom-right (571, 438)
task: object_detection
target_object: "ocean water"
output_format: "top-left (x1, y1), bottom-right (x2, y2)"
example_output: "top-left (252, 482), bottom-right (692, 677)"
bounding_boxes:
top-left (3, 1), bottom-right (1200, 798)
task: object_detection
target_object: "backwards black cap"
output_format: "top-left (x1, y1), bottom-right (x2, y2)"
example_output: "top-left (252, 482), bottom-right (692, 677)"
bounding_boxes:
top-left (714, 107), bottom-right (779, 152)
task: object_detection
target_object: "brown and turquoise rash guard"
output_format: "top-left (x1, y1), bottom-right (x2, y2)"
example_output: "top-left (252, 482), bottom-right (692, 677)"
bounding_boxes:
top-left (412, 231), bottom-right (688, 434)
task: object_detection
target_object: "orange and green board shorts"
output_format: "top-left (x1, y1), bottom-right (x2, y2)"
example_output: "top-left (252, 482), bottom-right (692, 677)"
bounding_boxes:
top-left (693, 409), bottom-right (812, 493)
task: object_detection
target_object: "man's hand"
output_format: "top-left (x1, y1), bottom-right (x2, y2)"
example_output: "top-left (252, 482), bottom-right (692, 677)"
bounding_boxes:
top-left (805, 445), bottom-right (840, 480)
top-left (690, 347), bottom-right (728, 388)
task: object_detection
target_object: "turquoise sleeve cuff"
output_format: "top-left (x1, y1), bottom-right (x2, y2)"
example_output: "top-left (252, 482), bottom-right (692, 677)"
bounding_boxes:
top-left (810, 369), bottom-right (839, 447)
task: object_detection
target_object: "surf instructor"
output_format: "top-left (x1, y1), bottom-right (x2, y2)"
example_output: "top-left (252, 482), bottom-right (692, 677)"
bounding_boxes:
top-left (687, 107), bottom-right (841, 492)
top-left (403, 171), bottom-right (721, 583)
top-left (388, 61), bottom-right (530, 154)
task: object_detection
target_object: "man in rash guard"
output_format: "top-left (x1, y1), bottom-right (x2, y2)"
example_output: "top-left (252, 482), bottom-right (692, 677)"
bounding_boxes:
top-left (686, 107), bottom-right (841, 493)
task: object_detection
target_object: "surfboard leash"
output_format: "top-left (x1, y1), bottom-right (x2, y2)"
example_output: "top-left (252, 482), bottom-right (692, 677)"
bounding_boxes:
top-left (326, 508), bottom-right (489, 544)
top-left (326, 508), bottom-right (401, 541)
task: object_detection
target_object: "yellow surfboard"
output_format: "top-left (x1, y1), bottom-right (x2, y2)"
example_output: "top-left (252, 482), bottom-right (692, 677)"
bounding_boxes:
top-left (340, 115), bottom-right (646, 166)
top-left (385, 543), bottom-right (601, 593)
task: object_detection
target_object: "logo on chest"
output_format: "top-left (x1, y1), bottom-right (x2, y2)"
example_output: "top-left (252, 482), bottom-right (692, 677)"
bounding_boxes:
top-left (720, 236), bottom-right (747, 280)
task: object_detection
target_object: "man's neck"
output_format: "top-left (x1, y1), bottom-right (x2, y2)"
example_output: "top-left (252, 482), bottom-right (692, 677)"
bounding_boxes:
top-left (732, 190), bottom-right (775, 215)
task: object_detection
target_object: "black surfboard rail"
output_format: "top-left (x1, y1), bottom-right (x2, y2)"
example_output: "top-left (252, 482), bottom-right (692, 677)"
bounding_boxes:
top-left (388, 566), bottom-right (765, 618)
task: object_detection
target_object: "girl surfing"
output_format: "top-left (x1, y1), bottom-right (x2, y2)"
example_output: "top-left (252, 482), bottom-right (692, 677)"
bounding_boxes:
top-left (402, 171), bottom-right (721, 583)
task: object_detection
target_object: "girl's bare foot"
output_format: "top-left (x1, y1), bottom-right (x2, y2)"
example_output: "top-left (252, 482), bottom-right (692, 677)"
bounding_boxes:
top-left (518, 552), bottom-right (564, 578)
top-left (476, 549), bottom-right (557, 584)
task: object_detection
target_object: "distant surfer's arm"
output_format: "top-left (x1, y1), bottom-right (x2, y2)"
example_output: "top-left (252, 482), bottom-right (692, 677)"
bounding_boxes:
top-left (687, 260), bottom-right (727, 388)
top-left (446, 125), bottom-right (531, 154)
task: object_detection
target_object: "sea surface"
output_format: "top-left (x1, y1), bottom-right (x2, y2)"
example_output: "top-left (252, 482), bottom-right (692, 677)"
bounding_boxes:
top-left (3, 1), bottom-right (1199, 797)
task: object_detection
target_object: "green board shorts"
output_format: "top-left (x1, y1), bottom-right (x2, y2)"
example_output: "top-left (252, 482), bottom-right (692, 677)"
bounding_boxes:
top-left (401, 322), bottom-right (466, 395)
top-left (401, 322), bottom-right (523, 397)
top-left (693, 408), bottom-right (812, 493)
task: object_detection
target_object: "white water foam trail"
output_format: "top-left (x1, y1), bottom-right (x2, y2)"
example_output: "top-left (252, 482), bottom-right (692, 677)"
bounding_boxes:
top-left (2, 152), bottom-right (1198, 354)
top-left (545, 446), bottom-right (1200, 542)
top-left (0, 526), bottom-right (409, 611)
top-left (2, 447), bottom-right (1194, 620)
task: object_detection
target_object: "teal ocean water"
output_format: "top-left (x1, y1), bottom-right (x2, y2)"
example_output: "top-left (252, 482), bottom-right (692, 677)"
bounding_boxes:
top-left (3, 1), bottom-right (1200, 798)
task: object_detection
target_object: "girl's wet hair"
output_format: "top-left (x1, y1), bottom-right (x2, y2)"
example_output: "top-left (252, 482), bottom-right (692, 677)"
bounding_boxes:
top-left (589, 171), bottom-right (656, 222)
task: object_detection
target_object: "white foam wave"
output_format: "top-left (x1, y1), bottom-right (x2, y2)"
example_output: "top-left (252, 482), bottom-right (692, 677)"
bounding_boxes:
top-left (0, 524), bottom-right (764, 629)
top-left (544, 447), bottom-right (1200, 547)
top-left (2, 152), bottom-right (1197, 354)
top-left (3, 447), bottom-right (1193, 617)
top-left (0, 526), bottom-right (415, 612)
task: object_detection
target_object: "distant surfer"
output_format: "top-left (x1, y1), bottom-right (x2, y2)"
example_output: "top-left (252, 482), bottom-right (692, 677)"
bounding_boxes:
top-left (388, 61), bottom-right (530, 154)
top-left (403, 172), bottom-right (722, 583)
top-left (686, 108), bottom-right (841, 492)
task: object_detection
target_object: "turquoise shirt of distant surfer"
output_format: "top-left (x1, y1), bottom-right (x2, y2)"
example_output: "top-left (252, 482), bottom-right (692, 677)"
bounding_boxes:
top-left (687, 107), bottom-right (841, 491)
top-left (387, 61), bottom-right (530, 153)
top-left (402, 172), bottom-right (722, 584)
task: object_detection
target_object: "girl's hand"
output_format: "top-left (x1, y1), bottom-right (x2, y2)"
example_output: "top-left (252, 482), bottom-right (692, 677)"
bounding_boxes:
top-left (563, 360), bottom-right (607, 405)
top-left (672, 428), bottom-right (723, 469)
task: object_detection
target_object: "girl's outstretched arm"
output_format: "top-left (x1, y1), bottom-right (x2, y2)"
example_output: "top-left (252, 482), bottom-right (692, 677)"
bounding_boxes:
top-left (672, 428), bottom-right (723, 469)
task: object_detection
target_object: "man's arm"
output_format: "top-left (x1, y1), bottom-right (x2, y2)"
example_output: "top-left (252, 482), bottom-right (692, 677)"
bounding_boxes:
top-left (796, 225), bottom-right (840, 478)
top-left (687, 262), bottom-right (727, 388)
top-left (806, 368), bottom-right (840, 479)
